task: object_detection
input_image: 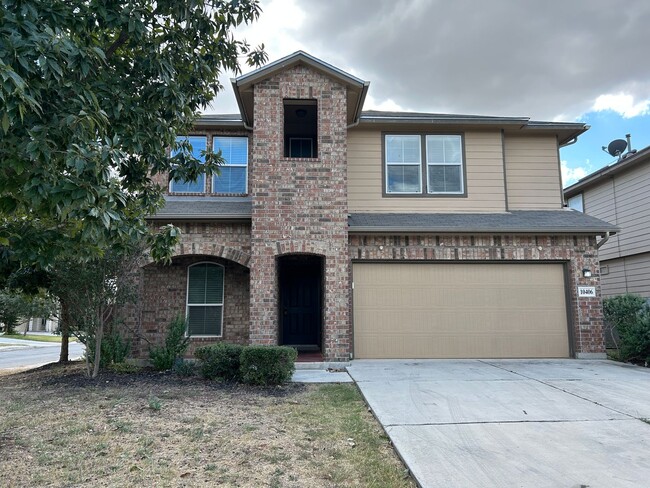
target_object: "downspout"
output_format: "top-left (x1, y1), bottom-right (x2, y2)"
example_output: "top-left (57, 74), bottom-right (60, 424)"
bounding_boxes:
top-left (597, 231), bottom-right (611, 249)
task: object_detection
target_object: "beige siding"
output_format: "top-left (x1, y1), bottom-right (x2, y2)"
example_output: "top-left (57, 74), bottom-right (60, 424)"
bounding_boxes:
top-left (583, 162), bottom-right (650, 260)
top-left (601, 253), bottom-right (650, 299)
top-left (347, 129), bottom-right (506, 212)
top-left (352, 263), bottom-right (569, 359)
top-left (504, 135), bottom-right (563, 210)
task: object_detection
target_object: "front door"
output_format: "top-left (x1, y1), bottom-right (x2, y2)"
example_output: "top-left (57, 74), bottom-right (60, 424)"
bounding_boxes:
top-left (279, 255), bottom-right (322, 348)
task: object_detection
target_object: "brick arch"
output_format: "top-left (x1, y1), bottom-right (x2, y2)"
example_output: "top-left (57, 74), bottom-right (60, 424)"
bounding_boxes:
top-left (275, 240), bottom-right (331, 257)
top-left (143, 243), bottom-right (251, 268)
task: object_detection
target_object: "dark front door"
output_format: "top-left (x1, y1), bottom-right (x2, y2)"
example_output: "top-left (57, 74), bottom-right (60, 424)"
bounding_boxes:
top-left (279, 255), bottom-right (322, 348)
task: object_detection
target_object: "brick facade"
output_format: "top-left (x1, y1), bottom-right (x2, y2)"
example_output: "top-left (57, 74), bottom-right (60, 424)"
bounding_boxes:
top-left (249, 65), bottom-right (351, 361)
top-left (123, 55), bottom-right (608, 362)
top-left (349, 233), bottom-right (605, 357)
top-left (125, 222), bottom-right (251, 358)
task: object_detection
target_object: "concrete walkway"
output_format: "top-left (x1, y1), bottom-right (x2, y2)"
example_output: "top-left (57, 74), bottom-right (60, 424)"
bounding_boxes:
top-left (348, 359), bottom-right (650, 488)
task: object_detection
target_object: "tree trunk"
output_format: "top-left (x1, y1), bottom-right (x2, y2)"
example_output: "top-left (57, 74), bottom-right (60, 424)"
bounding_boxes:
top-left (59, 301), bottom-right (69, 363)
top-left (92, 311), bottom-right (104, 379)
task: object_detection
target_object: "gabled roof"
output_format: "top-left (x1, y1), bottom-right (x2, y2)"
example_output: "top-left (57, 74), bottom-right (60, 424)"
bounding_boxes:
top-left (231, 51), bottom-right (369, 127)
top-left (564, 145), bottom-right (650, 197)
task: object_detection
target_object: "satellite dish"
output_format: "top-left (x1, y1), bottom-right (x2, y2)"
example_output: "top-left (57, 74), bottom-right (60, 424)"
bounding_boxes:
top-left (606, 139), bottom-right (628, 157)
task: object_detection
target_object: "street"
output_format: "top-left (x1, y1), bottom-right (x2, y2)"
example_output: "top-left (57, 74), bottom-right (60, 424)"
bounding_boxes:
top-left (0, 338), bottom-right (84, 370)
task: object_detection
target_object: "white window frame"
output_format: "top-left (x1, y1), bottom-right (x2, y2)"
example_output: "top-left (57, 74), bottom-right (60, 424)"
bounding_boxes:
top-left (385, 134), bottom-right (423, 194)
top-left (169, 135), bottom-right (207, 194)
top-left (212, 136), bottom-right (249, 195)
top-left (567, 193), bottom-right (584, 212)
top-left (425, 135), bottom-right (464, 195)
top-left (185, 261), bottom-right (224, 338)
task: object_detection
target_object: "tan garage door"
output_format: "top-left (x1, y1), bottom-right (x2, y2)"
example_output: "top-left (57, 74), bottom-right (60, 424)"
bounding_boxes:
top-left (353, 263), bottom-right (570, 359)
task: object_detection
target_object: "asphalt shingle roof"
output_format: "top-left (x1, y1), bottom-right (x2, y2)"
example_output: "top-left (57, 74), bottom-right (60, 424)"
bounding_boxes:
top-left (348, 210), bottom-right (618, 234)
top-left (150, 196), bottom-right (252, 219)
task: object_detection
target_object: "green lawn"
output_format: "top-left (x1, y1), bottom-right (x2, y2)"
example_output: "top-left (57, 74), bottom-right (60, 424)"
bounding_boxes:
top-left (1, 334), bottom-right (74, 343)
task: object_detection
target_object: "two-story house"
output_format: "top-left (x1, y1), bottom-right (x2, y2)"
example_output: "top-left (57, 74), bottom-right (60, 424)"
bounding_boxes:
top-left (564, 144), bottom-right (650, 299)
top-left (124, 52), bottom-right (617, 362)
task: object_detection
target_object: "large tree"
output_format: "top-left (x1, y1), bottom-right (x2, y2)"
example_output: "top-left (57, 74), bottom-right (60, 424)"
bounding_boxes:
top-left (1, 0), bottom-right (266, 363)
top-left (0, 0), bottom-right (266, 266)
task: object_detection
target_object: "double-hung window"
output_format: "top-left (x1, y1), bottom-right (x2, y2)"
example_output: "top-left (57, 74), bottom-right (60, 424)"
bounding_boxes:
top-left (212, 136), bottom-right (248, 194)
top-left (170, 136), bottom-right (207, 193)
top-left (426, 135), bottom-right (463, 194)
top-left (385, 135), bottom-right (422, 194)
top-left (186, 263), bottom-right (224, 336)
top-left (385, 134), bottom-right (464, 195)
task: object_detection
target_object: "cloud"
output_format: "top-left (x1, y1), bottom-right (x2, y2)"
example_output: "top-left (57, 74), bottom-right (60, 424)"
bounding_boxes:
top-left (210, 0), bottom-right (650, 122)
top-left (591, 93), bottom-right (650, 118)
top-left (561, 160), bottom-right (590, 186)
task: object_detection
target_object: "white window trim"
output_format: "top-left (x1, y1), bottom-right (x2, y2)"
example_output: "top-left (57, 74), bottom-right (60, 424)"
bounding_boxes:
top-left (169, 136), bottom-right (208, 194)
top-left (385, 134), bottom-right (423, 194)
top-left (425, 135), bottom-right (464, 195)
top-left (212, 136), bottom-right (249, 195)
top-left (567, 193), bottom-right (584, 212)
top-left (185, 261), bottom-right (224, 338)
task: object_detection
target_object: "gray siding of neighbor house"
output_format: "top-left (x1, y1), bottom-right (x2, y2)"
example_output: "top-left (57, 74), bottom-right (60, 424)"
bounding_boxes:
top-left (582, 161), bottom-right (650, 262)
top-left (600, 253), bottom-right (650, 299)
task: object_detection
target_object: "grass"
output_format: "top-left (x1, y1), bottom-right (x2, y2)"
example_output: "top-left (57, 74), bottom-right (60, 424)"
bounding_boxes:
top-left (1, 333), bottom-right (75, 343)
top-left (0, 362), bottom-right (414, 487)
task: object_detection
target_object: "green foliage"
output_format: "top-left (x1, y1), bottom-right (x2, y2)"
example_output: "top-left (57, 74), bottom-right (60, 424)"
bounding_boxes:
top-left (86, 328), bottom-right (130, 368)
top-left (603, 294), bottom-right (650, 363)
top-left (239, 346), bottom-right (297, 386)
top-left (147, 395), bottom-right (162, 412)
top-left (0, 0), bottom-right (267, 270)
top-left (106, 362), bottom-right (142, 374)
top-left (172, 359), bottom-right (197, 377)
top-left (149, 315), bottom-right (191, 371)
top-left (195, 343), bottom-right (245, 381)
top-left (0, 288), bottom-right (56, 334)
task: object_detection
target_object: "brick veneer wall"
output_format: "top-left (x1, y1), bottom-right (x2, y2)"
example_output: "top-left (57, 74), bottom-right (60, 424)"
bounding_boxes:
top-left (124, 221), bottom-right (252, 358)
top-left (349, 233), bottom-right (606, 357)
top-left (249, 64), bottom-right (351, 361)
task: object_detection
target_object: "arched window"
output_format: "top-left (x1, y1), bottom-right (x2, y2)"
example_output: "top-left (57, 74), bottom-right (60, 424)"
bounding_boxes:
top-left (186, 262), bottom-right (224, 336)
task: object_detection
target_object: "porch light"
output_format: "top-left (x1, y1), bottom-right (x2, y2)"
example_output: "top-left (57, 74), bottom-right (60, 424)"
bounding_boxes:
top-left (582, 268), bottom-right (593, 278)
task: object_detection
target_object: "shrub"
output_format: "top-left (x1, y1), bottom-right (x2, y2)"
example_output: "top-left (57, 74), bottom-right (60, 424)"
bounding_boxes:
top-left (84, 328), bottom-right (131, 368)
top-left (172, 358), bottom-right (197, 377)
top-left (603, 294), bottom-right (650, 363)
top-left (239, 345), bottom-right (297, 386)
top-left (195, 343), bottom-right (245, 381)
top-left (149, 315), bottom-right (191, 371)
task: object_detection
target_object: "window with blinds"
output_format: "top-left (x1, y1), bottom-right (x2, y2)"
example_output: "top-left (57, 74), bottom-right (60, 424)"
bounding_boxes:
top-left (212, 136), bottom-right (248, 194)
top-left (384, 134), bottom-right (464, 195)
top-left (186, 263), bottom-right (224, 336)
top-left (170, 136), bottom-right (207, 193)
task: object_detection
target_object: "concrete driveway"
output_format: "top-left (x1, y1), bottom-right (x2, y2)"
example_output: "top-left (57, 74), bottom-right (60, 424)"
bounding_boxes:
top-left (347, 359), bottom-right (650, 488)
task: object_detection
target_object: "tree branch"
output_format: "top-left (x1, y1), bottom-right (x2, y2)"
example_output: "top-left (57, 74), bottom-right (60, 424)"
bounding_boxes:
top-left (105, 29), bottom-right (129, 59)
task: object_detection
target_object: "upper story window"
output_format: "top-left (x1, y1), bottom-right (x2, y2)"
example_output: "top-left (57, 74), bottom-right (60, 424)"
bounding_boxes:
top-left (284, 99), bottom-right (317, 158)
top-left (212, 136), bottom-right (248, 194)
top-left (567, 193), bottom-right (584, 212)
top-left (385, 134), bottom-right (465, 196)
top-left (170, 135), bottom-right (206, 193)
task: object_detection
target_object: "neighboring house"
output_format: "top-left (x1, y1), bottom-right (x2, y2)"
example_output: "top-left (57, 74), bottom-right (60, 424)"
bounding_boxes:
top-left (564, 145), bottom-right (650, 299)
top-left (17, 316), bottom-right (59, 334)
top-left (122, 51), bottom-right (617, 362)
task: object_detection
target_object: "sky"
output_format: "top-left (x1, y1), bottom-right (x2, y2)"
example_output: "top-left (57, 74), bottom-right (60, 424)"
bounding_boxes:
top-left (210, 0), bottom-right (650, 187)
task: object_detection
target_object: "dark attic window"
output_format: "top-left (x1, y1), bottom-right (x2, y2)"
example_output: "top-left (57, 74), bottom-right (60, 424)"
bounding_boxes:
top-left (284, 99), bottom-right (317, 158)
